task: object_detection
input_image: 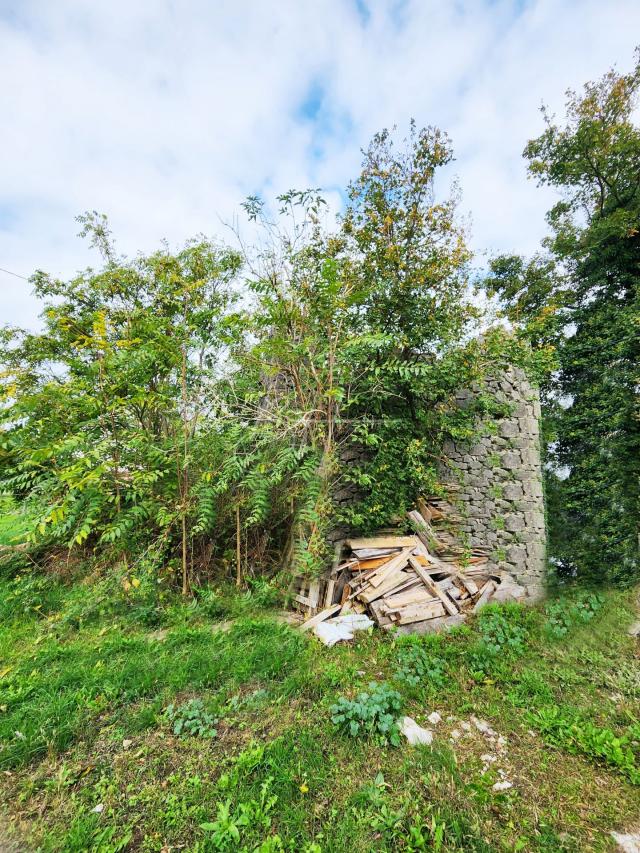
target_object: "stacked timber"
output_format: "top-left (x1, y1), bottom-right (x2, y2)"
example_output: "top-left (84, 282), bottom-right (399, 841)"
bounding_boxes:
top-left (297, 505), bottom-right (526, 636)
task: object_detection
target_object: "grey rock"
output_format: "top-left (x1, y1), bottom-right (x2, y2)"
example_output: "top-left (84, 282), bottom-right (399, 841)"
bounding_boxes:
top-left (504, 514), bottom-right (525, 533)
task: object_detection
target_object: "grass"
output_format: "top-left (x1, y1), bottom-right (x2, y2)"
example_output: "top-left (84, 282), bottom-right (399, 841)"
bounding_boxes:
top-left (0, 562), bottom-right (639, 852)
top-left (0, 496), bottom-right (33, 547)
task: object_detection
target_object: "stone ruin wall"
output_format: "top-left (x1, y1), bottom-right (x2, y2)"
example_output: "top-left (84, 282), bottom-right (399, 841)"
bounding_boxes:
top-left (439, 366), bottom-right (547, 601)
top-left (330, 366), bottom-right (547, 601)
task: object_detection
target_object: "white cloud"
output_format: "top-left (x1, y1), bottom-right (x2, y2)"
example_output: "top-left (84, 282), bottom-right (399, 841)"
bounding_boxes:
top-left (1, 0), bottom-right (638, 328)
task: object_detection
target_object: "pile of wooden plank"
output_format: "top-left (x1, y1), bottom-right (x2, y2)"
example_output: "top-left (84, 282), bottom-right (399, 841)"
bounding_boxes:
top-left (298, 507), bottom-right (526, 635)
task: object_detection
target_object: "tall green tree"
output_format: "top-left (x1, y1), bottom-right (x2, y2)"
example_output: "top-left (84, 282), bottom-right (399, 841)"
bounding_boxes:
top-left (0, 217), bottom-right (242, 591)
top-left (337, 123), bottom-right (504, 529)
top-left (488, 56), bottom-right (640, 582)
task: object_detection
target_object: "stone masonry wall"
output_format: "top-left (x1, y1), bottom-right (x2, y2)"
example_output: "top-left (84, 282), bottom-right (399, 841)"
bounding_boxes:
top-left (327, 366), bottom-right (547, 600)
top-left (441, 366), bottom-right (547, 600)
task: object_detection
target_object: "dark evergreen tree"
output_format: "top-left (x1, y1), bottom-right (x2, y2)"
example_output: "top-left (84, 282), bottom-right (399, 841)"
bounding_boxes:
top-left (488, 55), bottom-right (640, 582)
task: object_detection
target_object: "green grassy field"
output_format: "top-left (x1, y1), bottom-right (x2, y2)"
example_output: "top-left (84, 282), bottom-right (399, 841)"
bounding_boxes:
top-left (0, 560), bottom-right (638, 852)
top-left (0, 497), bottom-right (32, 547)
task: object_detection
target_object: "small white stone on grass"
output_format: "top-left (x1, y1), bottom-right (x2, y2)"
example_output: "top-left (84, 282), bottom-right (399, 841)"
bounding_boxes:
top-left (91, 803), bottom-right (104, 814)
top-left (122, 739), bottom-right (133, 749)
top-left (450, 729), bottom-right (461, 740)
top-left (427, 711), bottom-right (442, 725)
top-left (492, 780), bottom-right (513, 792)
top-left (611, 831), bottom-right (640, 853)
top-left (480, 754), bottom-right (497, 764)
top-left (460, 721), bottom-right (471, 732)
top-left (471, 716), bottom-right (496, 737)
top-left (400, 716), bottom-right (433, 746)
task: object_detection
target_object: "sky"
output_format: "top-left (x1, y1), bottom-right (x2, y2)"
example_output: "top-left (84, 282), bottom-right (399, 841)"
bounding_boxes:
top-left (1, 0), bottom-right (639, 329)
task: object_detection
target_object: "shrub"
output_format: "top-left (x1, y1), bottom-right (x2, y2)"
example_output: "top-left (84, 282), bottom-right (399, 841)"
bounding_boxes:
top-left (544, 592), bottom-right (604, 638)
top-left (165, 698), bottom-right (218, 738)
top-left (330, 682), bottom-right (403, 746)
top-left (200, 777), bottom-right (278, 851)
top-left (476, 604), bottom-right (529, 655)
top-left (529, 706), bottom-right (640, 784)
top-left (394, 642), bottom-right (447, 689)
top-left (468, 604), bottom-right (529, 677)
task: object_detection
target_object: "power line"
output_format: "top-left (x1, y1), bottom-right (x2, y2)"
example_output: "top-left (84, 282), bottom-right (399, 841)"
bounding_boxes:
top-left (0, 266), bottom-right (29, 281)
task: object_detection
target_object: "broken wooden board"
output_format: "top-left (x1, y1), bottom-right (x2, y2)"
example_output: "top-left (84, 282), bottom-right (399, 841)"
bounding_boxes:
top-left (300, 604), bottom-right (342, 631)
top-left (408, 556), bottom-right (459, 616)
top-left (358, 570), bottom-right (419, 604)
top-left (351, 548), bottom-right (399, 560)
top-left (366, 548), bottom-right (414, 587)
top-left (473, 580), bottom-right (497, 612)
top-left (383, 600), bottom-right (447, 625)
top-left (368, 599), bottom-right (394, 627)
top-left (353, 556), bottom-right (393, 571)
top-left (452, 571), bottom-right (479, 596)
top-left (388, 613), bottom-right (466, 635)
top-left (346, 536), bottom-right (418, 550)
top-left (380, 587), bottom-right (440, 610)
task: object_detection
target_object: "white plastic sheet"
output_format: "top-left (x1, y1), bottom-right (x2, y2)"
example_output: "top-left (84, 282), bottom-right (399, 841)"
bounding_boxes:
top-left (313, 613), bottom-right (374, 646)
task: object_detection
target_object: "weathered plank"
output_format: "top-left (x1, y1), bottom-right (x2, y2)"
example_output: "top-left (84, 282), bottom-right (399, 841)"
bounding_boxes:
top-left (300, 604), bottom-right (342, 631)
top-left (388, 613), bottom-right (466, 635)
top-left (408, 556), bottom-right (459, 616)
top-left (453, 571), bottom-right (479, 596)
top-left (351, 548), bottom-right (399, 560)
top-left (380, 587), bottom-right (439, 610)
top-left (385, 600), bottom-right (447, 625)
top-left (346, 536), bottom-right (418, 550)
top-left (473, 580), bottom-right (496, 612)
top-left (358, 571), bottom-right (420, 604)
top-left (367, 548), bottom-right (414, 587)
top-left (353, 556), bottom-right (393, 571)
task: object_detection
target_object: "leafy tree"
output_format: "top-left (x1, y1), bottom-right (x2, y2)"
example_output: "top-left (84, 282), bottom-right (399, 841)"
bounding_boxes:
top-left (336, 123), bottom-right (507, 529)
top-left (1, 125), bottom-right (526, 594)
top-left (0, 218), bottom-right (242, 592)
top-left (488, 55), bottom-right (640, 582)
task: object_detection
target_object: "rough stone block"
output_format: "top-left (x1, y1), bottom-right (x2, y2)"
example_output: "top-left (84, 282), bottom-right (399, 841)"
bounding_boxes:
top-left (525, 510), bottom-right (545, 530)
top-left (526, 542), bottom-right (546, 562)
top-left (500, 450), bottom-right (521, 470)
top-left (506, 543), bottom-right (528, 564)
top-left (504, 514), bottom-right (525, 533)
top-left (502, 482), bottom-right (523, 501)
top-left (521, 448), bottom-right (541, 468)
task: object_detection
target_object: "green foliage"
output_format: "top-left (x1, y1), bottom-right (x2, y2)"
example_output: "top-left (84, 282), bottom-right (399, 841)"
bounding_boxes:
top-left (330, 681), bottom-right (402, 745)
top-left (468, 604), bottom-right (530, 676)
top-left (544, 591), bottom-right (604, 638)
top-left (487, 54), bottom-right (640, 583)
top-left (1, 122), bottom-right (526, 592)
top-left (165, 698), bottom-right (218, 738)
top-left (506, 668), bottom-right (554, 708)
top-left (0, 230), bottom-right (245, 590)
top-left (529, 706), bottom-right (640, 784)
top-left (1, 576), bottom-right (639, 852)
top-left (394, 638), bottom-right (448, 690)
top-left (199, 777), bottom-right (278, 851)
top-left (0, 612), bottom-right (306, 770)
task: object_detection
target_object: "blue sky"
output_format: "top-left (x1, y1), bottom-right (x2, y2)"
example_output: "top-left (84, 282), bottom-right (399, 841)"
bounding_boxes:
top-left (1, 0), bottom-right (639, 328)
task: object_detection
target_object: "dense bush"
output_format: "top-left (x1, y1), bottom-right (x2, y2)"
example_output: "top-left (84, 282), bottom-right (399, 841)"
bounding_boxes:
top-left (330, 682), bottom-right (403, 745)
top-left (1, 127), bottom-right (526, 594)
